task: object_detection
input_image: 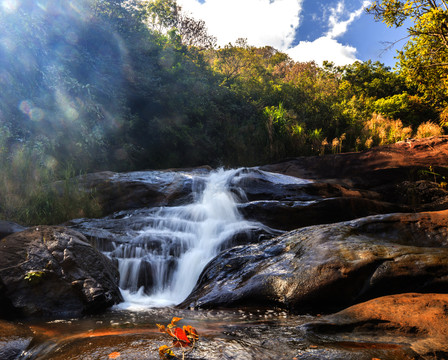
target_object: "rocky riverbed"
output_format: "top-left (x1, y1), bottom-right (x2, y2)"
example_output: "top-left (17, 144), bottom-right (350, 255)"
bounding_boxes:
top-left (1, 136), bottom-right (448, 359)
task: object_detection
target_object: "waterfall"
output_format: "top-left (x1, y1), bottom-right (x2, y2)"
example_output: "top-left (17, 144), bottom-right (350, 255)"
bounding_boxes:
top-left (113, 168), bottom-right (267, 309)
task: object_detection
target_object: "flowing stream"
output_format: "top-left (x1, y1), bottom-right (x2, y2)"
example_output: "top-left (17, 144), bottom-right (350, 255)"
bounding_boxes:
top-left (74, 168), bottom-right (282, 309)
top-left (69, 167), bottom-right (314, 309)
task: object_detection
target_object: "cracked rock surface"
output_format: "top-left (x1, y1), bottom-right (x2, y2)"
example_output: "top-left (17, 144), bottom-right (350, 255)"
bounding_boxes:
top-left (0, 226), bottom-right (122, 318)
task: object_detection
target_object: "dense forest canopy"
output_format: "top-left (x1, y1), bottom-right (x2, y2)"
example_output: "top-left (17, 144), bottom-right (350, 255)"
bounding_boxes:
top-left (0, 0), bottom-right (446, 224)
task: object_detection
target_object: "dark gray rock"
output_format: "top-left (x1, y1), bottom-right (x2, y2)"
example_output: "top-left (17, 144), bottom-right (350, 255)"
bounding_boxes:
top-left (0, 226), bottom-right (123, 319)
top-left (0, 221), bottom-right (26, 240)
top-left (75, 167), bottom-right (211, 215)
top-left (239, 197), bottom-right (406, 231)
top-left (180, 210), bottom-right (448, 313)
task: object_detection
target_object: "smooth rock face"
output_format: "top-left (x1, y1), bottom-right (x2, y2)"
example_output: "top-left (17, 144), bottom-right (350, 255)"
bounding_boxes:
top-left (180, 210), bottom-right (448, 312)
top-left (260, 136), bottom-right (448, 211)
top-left (0, 226), bottom-right (123, 318)
top-left (76, 167), bottom-right (211, 215)
top-left (303, 293), bottom-right (448, 357)
top-left (231, 168), bottom-right (407, 231)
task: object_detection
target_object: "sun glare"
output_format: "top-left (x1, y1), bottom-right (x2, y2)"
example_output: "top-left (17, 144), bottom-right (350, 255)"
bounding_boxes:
top-left (2, 0), bottom-right (19, 13)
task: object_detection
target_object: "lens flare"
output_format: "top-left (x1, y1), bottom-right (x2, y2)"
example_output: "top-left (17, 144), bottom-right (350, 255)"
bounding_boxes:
top-left (2, 0), bottom-right (19, 13)
top-left (19, 100), bottom-right (33, 115)
top-left (19, 100), bottom-right (45, 121)
top-left (29, 107), bottom-right (45, 121)
top-left (44, 155), bottom-right (58, 171)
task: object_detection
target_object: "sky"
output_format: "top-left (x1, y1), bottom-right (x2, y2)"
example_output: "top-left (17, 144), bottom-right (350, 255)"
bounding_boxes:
top-left (176, 0), bottom-right (410, 68)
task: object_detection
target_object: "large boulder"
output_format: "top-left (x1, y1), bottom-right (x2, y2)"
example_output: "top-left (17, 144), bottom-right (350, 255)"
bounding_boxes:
top-left (238, 197), bottom-right (405, 231)
top-left (261, 136), bottom-right (448, 186)
top-left (231, 168), bottom-right (406, 231)
top-left (303, 293), bottom-right (448, 358)
top-left (260, 136), bottom-right (448, 211)
top-left (180, 210), bottom-right (448, 312)
top-left (75, 167), bottom-right (211, 215)
top-left (0, 226), bottom-right (123, 318)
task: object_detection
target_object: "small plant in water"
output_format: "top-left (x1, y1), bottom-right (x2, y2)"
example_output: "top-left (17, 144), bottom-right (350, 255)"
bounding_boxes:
top-left (156, 317), bottom-right (199, 360)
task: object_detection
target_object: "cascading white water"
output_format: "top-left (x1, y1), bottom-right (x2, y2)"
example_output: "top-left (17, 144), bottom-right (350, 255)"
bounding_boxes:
top-left (115, 168), bottom-right (266, 310)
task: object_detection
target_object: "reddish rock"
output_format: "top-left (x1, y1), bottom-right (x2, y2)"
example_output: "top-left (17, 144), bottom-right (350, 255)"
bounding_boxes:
top-left (260, 136), bottom-right (448, 211)
top-left (261, 136), bottom-right (448, 183)
top-left (304, 293), bottom-right (448, 357)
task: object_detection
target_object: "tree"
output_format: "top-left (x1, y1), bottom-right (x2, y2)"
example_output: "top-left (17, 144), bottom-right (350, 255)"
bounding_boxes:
top-left (137, 0), bottom-right (216, 48)
top-left (366, 1), bottom-right (448, 112)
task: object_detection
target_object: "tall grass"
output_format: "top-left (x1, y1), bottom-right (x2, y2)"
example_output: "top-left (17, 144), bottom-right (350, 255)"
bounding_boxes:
top-left (0, 145), bottom-right (101, 226)
top-left (363, 113), bottom-right (413, 147)
top-left (415, 121), bottom-right (443, 138)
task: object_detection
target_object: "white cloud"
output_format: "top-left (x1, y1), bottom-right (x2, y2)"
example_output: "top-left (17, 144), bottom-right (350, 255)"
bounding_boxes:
top-left (286, 0), bottom-right (371, 66)
top-left (176, 0), bottom-right (303, 50)
top-left (175, 0), bottom-right (371, 66)
top-left (327, 0), bottom-right (371, 38)
top-left (286, 36), bottom-right (358, 66)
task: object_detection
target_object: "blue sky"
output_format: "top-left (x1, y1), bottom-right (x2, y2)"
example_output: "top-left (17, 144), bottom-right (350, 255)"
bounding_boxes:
top-left (176, 0), bottom-right (409, 68)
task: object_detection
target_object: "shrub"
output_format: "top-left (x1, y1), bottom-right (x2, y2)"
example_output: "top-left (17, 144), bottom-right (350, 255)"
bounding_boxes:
top-left (415, 121), bottom-right (443, 138)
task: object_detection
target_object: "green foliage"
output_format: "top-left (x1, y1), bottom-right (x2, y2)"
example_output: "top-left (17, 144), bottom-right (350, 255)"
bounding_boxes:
top-left (24, 270), bottom-right (45, 284)
top-left (0, 0), bottom-right (446, 226)
top-left (0, 141), bottom-right (102, 225)
top-left (367, 1), bottom-right (448, 117)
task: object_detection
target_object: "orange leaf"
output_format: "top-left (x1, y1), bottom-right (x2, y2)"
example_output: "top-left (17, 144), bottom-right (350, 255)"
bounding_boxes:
top-left (156, 324), bottom-right (166, 333)
top-left (169, 317), bottom-right (183, 327)
top-left (108, 352), bottom-right (121, 359)
top-left (183, 325), bottom-right (199, 341)
top-left (174, 327), bottom-right (190, 344)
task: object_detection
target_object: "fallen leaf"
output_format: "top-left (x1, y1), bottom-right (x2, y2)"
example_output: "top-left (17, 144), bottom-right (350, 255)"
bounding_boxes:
top-left (183, 325), bottom-right (199, 340)
top-left (170, 317), bottom-right (183, 326)
top-left (174, 327), bottom-right (190, 344)
top-left (108, 352), bottom-right (121, 359)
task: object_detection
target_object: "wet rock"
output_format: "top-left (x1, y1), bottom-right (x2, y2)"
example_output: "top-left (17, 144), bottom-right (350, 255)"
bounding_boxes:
top-left (0, 320), bottom-right (33, 360)
top-left (180, 210), bottom-right (448, 313)
top-left (18, 310), bottom-right (420, 360)
top-left (260, 136), bottom-right (448, 211)
top-left (0, 226), bottom-right (123, 319)
top-left (261, 136), bottom-right (448, 186)
top-left (0, 220), bottom-right (27, 240)
top-left (76, 167), bottom-right (211, 215)
top-left (239, 197), bottom-right (405, 231)
top-left (303, 293), bottom-right (448, 358)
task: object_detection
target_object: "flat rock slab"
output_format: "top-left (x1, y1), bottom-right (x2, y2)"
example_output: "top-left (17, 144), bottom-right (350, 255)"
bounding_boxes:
top-left (75, 167), bottom-right (211, 215)
top-left (260, 136), bottom-right (448, 185)
top-left (261, 136), bottom-right (448, 212)
top-left (0, 226), bottom-right (122, 319)
top-left (181, 210), bottom-right (448, 312)
top-left (303, 293), bottom-right (448, 358)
